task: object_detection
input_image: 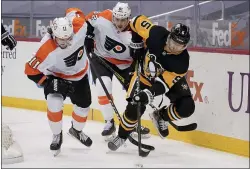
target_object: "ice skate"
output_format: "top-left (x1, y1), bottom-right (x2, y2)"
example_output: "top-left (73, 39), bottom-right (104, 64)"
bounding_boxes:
top-left (50, 131), bottom-right (63, 157)
top-left (101, 119), bottom-right (116, 142)
top-left (149, 109), bottom-right (169, 138)
top-left (108, 135), bottom-right (126, 151)
top-left (68, 125), bottom-right (92, 147)
top-left (130, 125), bottom-right (151, 139)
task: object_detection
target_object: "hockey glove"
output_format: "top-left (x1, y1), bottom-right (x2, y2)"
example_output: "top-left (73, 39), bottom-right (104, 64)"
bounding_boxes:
top-left (133, 89), bottom-right (154, 105)
top-left (45, 77), bottom-right (75, 97)
top-left (129, 42), bottom-right (144, 62)
top-left (1, 31), bottom-right (17, 51)
top-left (84, 21), bottom-right (95, 55)
top-left (84, 34), bottom-right (94, 55)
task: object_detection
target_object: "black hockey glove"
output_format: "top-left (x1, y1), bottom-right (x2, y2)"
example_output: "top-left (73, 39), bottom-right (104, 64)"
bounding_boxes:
top-left (1, 31), bottom-right (17, 51)
top-left (132, 89), bottom-right (154, 105)
top-left (129, 42), bottom-right (144, 62)
top-left (84, 34), bottom-right (94, 55)
top-left (129, 30), bottom-right (144, 61)
top-left (45, 77), bottom-right (75, 97)
top-left (84, 21), bottom-right (95, 55)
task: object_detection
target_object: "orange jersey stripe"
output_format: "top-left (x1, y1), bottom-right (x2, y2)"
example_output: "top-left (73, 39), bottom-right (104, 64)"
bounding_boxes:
top-left (72, 17), bottom-right (85, 33)
top-left (85, 11), bottom-right (96, 20)
top-left (98, 95), bottom-right (113, 105)
top-left (52, 60), bottom-right (89, 79)
top-left (47, 110), bottom-right (63, 122)
top-left (104, 57), bottom-right (132, 65)
top-left (72, 111), bottom-right (88, 123)
top-left (86, 9), bottom-right (112, 22)
top-left (65, 8), bottom-right (86, 33)
top-left (65, 8), bottom-right (84, 17)
top-left (25, 39), bottom-right (57, 76)
top-left (24, 63), bottom-right (41, 75)
top-left (36, 39), bottom-right (57, 61)
top-left (98, 9), bottom-right (112, 22)
top-left (37, 75), bottom-right (47, 85)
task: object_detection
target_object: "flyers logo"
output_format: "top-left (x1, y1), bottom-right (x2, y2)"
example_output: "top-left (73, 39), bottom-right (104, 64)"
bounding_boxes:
top-left (104, 36), bottom-right (126, 53)
top-left (63, 46), bottom-right (84, 67)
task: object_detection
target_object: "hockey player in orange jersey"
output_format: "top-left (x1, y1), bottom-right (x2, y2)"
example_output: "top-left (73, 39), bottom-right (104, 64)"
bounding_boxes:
top-left (25, 8), bottom-right (92, 156)
top-left (84, 2), bottom-right (150, 141)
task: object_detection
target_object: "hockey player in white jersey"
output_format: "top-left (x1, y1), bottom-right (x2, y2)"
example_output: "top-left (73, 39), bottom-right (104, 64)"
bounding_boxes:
top-left (25, 8), bottom-right (92, 156)
top-left (84, 2), bottom-right (150, 141)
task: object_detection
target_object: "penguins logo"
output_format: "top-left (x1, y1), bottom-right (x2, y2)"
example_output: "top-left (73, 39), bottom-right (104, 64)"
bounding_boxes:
top-left (144, 53), bottom-right (164, 79)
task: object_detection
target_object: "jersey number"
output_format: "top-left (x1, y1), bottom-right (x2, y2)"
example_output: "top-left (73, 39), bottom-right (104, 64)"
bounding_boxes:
top-left (141, 21), bottom-right (151, 29)
top-left (28, 57), bottom-right (40, 69)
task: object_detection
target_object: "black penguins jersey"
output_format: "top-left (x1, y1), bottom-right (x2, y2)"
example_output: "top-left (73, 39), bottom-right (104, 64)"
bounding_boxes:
top-left (130, 15), bottom-right (190, 96)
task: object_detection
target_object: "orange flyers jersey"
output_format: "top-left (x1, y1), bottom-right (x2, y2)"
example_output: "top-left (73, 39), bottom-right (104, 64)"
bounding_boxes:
top-left (85, 10), bottom-right (133, 70)
top-left (25, 8), bottom-right (89, 81)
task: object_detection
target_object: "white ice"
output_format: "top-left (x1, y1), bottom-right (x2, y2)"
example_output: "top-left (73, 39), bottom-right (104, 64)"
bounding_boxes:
top-left (2, 107), bottom-right (249, 168)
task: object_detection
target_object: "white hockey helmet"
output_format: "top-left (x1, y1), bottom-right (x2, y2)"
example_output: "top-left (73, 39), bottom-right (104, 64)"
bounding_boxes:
top-left (112, 2), bottom-right (131, 31)
top-left (112, 2), bottom-right (131, 19)
top-left (51, 17), bottom-right (74, 49)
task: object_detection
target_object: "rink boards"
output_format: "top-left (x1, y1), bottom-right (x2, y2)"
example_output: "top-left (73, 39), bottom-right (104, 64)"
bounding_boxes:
top-left (2, 41), bottom-right (249, 157)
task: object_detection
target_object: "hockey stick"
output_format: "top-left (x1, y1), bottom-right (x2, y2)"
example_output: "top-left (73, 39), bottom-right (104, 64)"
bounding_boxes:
top-left (134, 58), bottom-right (150, 157)
top-left (86, 52), bottom-right (154, 154)
top-left (91, 53), bottom-right (197, 132)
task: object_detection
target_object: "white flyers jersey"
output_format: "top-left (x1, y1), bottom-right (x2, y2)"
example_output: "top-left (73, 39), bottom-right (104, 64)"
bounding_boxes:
top-left (86, 10), bottom-right (133, 70)
top-left (25, 8), bottom-right (89, 81)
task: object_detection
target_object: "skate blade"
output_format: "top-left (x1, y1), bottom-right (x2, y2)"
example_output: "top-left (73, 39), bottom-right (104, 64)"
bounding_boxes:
top-left (52, 149), bottom-right (61, 157)
top-left (130, 132), bottom-right (151, 139)
top-left (149, 113), bottom-right (166, 139)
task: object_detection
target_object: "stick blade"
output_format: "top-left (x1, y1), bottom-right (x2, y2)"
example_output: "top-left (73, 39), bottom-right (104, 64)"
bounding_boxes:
top-left (139, 149), bottom-right (150, 157)
top-left (169, 121), bottom-right (197, 131)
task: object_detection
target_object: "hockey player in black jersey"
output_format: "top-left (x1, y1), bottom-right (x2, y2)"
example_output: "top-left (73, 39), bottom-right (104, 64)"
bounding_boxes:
top-left (108, 15), bottom-right (195, 151)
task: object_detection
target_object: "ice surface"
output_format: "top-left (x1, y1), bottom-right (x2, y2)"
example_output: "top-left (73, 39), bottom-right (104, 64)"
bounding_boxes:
top-left (2, 107), bottom-right (249, 168)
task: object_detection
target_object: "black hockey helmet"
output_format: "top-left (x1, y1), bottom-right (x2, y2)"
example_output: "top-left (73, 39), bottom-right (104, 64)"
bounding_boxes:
top-left (170, 23), bottom-right (190, 45)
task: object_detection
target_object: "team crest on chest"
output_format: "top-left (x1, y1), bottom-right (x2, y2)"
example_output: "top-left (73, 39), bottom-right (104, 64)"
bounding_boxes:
top-left (104, 36), bottom-right (126, 53)
top-left (143, 52), bottom-right (164, 79)
top-left (63, 46), bottom-right (84, 67)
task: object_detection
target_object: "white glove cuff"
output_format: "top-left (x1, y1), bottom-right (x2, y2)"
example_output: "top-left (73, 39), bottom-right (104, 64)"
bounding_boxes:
top-left (129, 42), bottom-right (144, 49)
